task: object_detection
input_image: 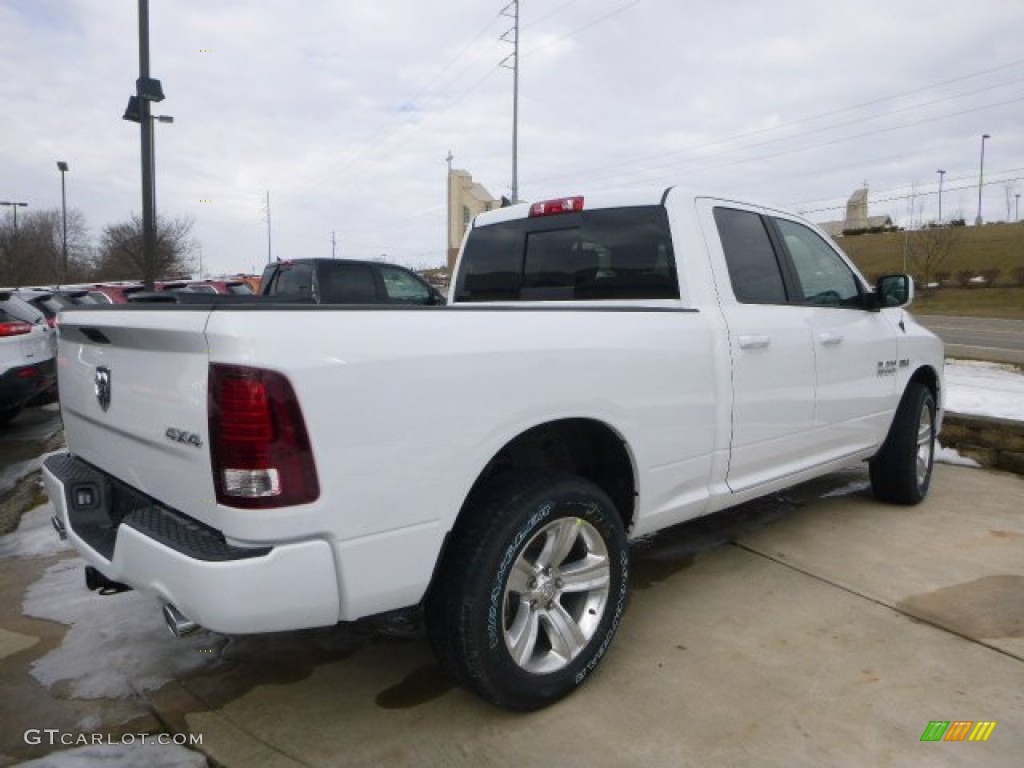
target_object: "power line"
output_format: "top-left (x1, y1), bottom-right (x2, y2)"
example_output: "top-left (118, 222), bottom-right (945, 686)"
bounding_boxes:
top-left (796, 175), bottom-right (1024, 215)
top-left (531, 58), bottom-right (1024, 186)
top-left (522, 0), bottom-right (643, 58)
top-left (569, 94), bottom-right (1024, 190)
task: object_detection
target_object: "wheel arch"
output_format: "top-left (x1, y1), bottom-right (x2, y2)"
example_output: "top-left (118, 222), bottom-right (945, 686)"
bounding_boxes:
top-left (464, 417), bottom-right (637, 532)
top-left (908, 364), bottom-right (941, 410)
top-left (425, 418), bottom-right (637, 604)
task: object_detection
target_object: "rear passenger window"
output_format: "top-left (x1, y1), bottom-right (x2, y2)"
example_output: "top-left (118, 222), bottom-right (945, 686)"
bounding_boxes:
top-left (713, 207), bottom-right (788, 304)
top-left (455, 207), bottom-right (678, 302)
top-left (318, 264), bottom-right (377, 303)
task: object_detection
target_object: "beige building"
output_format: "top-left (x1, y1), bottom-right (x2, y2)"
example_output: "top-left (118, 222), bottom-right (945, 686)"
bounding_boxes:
top-left (447, 168), bottom-right (502, 273)
top-left (820, 187), bottom-right (894, 237)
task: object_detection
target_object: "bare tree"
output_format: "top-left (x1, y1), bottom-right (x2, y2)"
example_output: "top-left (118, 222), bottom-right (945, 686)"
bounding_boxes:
top-left (906, 223), bottom-right (962, 290)
top-left (95, 214), bottom-right (196, 282)
top-left (0, 208), bottom-right (91, 287)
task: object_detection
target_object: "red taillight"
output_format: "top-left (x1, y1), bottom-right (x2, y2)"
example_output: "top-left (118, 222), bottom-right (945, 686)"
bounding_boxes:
top-left (17, 366), bottom-right (39, 379)
top-left (0, 321), bottom-right (32, 337)
top-left (529, 196), bottom-right (584, 217)
top-left (208, 364), bottom-right (319, 509)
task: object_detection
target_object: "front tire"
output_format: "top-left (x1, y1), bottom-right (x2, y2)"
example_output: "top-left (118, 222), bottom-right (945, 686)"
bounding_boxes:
top-left (426, 471), bottom-right (629, 710)
top-left (870, 382), bottom-right (936, 505)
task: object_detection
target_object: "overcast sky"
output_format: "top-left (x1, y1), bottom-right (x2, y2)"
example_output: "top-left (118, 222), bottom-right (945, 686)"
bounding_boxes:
top-left (2, 0), bottom-right (1022, 277)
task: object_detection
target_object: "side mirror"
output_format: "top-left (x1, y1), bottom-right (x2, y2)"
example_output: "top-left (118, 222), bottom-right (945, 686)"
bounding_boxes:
top-left (874, 274), bottom-right (914, 309)
top-left (431, 288), bottom-right (447, 306)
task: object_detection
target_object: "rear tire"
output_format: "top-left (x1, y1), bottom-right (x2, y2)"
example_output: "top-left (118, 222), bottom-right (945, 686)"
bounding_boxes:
top-left (426, 470), bottom-right (629, 710)
top-left (869, 382), bottom-right (936, 505)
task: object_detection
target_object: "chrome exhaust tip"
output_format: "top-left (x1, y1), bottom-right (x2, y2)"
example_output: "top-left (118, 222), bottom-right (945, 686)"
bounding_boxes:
top-left (162, 603), bottom-right (200, 638)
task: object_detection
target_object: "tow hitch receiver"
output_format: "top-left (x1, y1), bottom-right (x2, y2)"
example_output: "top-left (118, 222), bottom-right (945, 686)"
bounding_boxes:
top-left (84, 566), bottom-right (132, 595)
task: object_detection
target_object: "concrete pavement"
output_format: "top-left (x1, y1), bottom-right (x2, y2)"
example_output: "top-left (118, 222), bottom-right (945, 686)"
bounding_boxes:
top-left (127, 464), bottom-right (1022, 768)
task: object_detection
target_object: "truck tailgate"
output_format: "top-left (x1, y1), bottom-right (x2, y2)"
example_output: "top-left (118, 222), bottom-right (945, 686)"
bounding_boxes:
top-left (57, 308), bottom-right (216, 523)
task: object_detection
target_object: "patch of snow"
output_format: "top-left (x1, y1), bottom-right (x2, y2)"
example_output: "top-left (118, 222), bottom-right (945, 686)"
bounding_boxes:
top-left (821, 480), bottom-right (870, 498)
top-left (23, 558), bottom-right (217, 700)
top-left (17, 743), bottom-right (206, 768)
top-left (0, 447), bottom-right (65, 495)
top-left (0, 502), bottom-right (72, 559)
top-left (945, 359), bottom-right (1024, 422)
top-left (935, 443), bottom-right (981, 468)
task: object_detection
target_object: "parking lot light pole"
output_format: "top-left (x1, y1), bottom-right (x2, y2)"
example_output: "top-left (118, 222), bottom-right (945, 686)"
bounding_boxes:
top-left (975, 134), bottom-right (990, 226)
top-left (150, 116), bottom-right (173, 223)
top-left (936, 169), bottom-right (945, 224)
top-left (0, 200), bottom-right (28, 230)
top-left (57, 161), bottom-right (69, 283)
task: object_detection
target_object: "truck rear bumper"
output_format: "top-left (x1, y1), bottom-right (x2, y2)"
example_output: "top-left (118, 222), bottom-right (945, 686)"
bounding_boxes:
top-left (43, 453), bottom-right (341, 634)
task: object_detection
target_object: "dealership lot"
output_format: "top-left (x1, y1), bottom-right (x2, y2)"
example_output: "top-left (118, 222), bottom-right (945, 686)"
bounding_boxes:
top-left (3, 461), bottom-right (1020, 767)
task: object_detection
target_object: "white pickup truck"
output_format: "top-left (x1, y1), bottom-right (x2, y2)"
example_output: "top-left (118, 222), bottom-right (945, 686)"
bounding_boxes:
top-left (44, 188), bottom-right (944, 710)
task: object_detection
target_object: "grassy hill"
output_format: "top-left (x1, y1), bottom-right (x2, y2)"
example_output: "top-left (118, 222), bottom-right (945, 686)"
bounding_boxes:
top-left (838, 222), bottom-right (1024, 282)
top-left (837, 222), bottom-right (1024, 319)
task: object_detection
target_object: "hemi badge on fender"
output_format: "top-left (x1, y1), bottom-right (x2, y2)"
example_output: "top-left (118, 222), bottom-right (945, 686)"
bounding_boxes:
top-left (165, 427), bottom-right (203, 448)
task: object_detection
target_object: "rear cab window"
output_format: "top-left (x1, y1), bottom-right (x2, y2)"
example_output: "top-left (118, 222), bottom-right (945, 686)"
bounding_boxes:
top-left (454, 206), bottom-right (679, 302)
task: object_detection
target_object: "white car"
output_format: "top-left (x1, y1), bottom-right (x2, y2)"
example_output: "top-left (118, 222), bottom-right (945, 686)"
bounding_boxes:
top-left (0, 291), bottom-right (57, 425)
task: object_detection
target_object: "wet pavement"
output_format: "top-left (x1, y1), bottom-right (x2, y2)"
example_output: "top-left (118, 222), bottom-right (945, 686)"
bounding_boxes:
top-left (2, 462), bottom-right (1021, 766)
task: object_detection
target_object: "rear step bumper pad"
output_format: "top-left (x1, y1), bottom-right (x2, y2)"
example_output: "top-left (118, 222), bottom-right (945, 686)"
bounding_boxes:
top-left (42, 453), bottom-right (340, 634)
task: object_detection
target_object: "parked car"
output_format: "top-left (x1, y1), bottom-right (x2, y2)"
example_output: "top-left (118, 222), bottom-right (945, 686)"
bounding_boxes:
top-left (0, 292), bottom-right (57, 425)
top-left (260, 258), bottom-right (446, 305)
top-left (44, 187), bottom-right (943, 709)
top-left (15, 288), bottom-right (98, 328)
top-left (176, 279), bottom-right (254, 295)
top-left (86, 283), bottom-right (147, 304)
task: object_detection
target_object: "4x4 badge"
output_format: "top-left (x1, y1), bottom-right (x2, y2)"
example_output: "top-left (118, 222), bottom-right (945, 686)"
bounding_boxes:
top-left (94, 366), bottom-right (112, 411)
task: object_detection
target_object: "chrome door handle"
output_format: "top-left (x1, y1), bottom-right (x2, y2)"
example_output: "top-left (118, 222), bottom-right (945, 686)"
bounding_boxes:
top-left (738, 335), bottom-right (771, 349)
top-left (818, 332), bottom-right (843, 346)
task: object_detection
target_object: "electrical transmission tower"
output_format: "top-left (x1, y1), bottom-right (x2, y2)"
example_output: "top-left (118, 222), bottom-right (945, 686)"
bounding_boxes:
top-left (500, 0), bottom-right (520, 203)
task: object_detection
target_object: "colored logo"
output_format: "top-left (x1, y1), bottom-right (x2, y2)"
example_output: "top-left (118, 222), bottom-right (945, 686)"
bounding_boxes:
top-left (920, 721), bottom-right (996, 742)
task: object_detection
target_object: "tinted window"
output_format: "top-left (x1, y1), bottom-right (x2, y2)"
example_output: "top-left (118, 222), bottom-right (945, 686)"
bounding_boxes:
top-left (273, 263), bottom-right (314, 298)
top-left (379, 266), bottom-right (431, 303)
top-left (775, 219), bottom-right (861, 307)
top-left (318, 263), bottom-right (377, 303)
top-left (228, 283), bottom-right (253, 295)
top-left (714, 207), bottom-right (788, 304)
top-left (455, 206), bottom-right (678, 302)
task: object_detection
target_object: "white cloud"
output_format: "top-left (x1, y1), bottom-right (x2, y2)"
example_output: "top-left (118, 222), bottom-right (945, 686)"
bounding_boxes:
top-left (2, 0), bottom-right (1023, 276)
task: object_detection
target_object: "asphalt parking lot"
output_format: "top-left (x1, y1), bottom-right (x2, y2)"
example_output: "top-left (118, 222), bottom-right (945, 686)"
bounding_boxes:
top-left (3, 461), bottom-right (1020, 767)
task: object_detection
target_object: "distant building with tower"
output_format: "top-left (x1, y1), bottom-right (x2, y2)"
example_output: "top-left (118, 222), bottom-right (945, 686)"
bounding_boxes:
top-left (447, 157), bottom-right (502, 273)
top-left (820, 186), bottom-right (894, 237)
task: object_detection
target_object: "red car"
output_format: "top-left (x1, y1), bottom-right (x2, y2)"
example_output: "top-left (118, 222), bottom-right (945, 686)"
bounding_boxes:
top-left (86, 283), bottom-right (146, 304)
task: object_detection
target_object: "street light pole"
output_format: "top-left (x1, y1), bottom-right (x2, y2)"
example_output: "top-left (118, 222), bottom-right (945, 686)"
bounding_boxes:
top-left (936, 169), bottom-right (945, 224)
top-left (138, 0), bottom-right (157, 287)
top-left (0, 201), bottom-right (28, 230)
top-left (57, 161), bottom-right (69, 283)
top-left (149, 115), bottom-right (173, 227)
top-left (1016, 193), bottom-right (1021, 223)
top-left (975, 133), bottom-right (990, 226)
